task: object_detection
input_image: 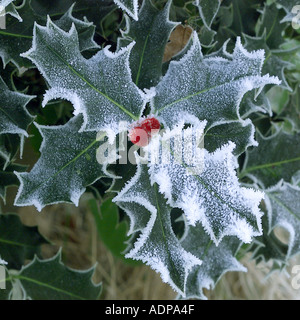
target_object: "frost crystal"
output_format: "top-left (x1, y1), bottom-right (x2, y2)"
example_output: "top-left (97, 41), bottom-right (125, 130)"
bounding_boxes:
top-left (113, 156), bottom-right (202, 296)
top-left (146, 120), bottom-right (264, 244)
top-left (153, 32), bottom-right (280, 130)
top-left (21, 18), bottom-right (146, 134)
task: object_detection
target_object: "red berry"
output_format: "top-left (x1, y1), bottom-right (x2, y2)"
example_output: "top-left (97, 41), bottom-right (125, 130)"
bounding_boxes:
top-left (140, 117), bottom-right (160, 135)
top-left (129, 126), bottom-right (149, 147)
top-left (129, 117), bottom-right (160, 147)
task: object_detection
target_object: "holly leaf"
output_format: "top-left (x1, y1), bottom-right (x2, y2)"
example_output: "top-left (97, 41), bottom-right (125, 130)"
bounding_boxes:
top-left (242, 128), bottom-right (300, 188)
top-left (113, 157), bottom-right (201, 296)
top-left (239, 88), bottom-right (272, 118)
top-left (0, 0), bottom-right (21, 21)
top-left (249, 214), bottom-right (288, 269)
top-left (256, 3), bottom-right (287, 50)
top-left (264, 180), bottom-right (300, 262)
top-left (0, 162), bottom-right (27, 201)
top-left (146, 120), bottom-right (264, 245)
top-left (14, 115), bottom-right (107, 211)
top-left (204, 119), bottom-right (256, 156)
top-left (214, 0), bottom-right (262, 49)
top-left (4, 250), bottom-right (101, 300)
top-left (276, 86), bottom-right (300, 132)
top-left (21, 17), bottom-right (146, 133)
top-left (31, 0), bottom-right (116, 38)
top-left (0, 265), bottom-right (12, 300)
top-left (88, 197), bottom-right (131, 261)
top-left (118, 0), bottom-right (178, 89)
top-left (0, 134), bottom-right (22, 170)
top-left (0, 0), bottom-right (99, 70)
top-left (243, 32), bottom-right (292, 91)
top-left (0, 213), bottom-right (49, 270)
top-left (0, 0), bottom-right (15, 6)
top-left (194, 0), bottom-right (221, 29)
top-left (47, 4), bottom-right (99, 53)
top-left (114, 0), bottom-right (138, 20)
top-left (181, 224), bottom-right (246, 300)
top-left (276, 0), bottom-right (299, 23)
top-left (152, 32), bottom-right (280, 131)
top-left (0, 76), bottom-right (34, 136)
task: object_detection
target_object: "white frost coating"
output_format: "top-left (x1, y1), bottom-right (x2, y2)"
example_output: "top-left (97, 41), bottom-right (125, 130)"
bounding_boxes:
top-left (20, 19), bottom-right (79, 84)
top-left (0, 77), bottom-right (34, 137)
top-left (21, 17), bottom-right (147, 134)
top-left (143, 86), bottom-right (156, 101)
top-left (14, 116), bottom-right (106, 211)
top-left (153, 32), bottom-right (281, 132)
top-left (1, 0), bottom-right (14, 6)
top-left (43, 87), bottom-right (83, 115)
top-left (103, 41), bottom-right (134, 59)
top-left (0, 0), bottom-right (22, 21)
top-left (235, 36), bottom-right (264, 65)
top-left (113, 153), bottom-right (202, 296)
top-left (0, 257), bottom-right (7, 265)
top-left (114, 0), bottom-right (139, 21)
top-left (147, 121), bottom-right (264, 245)
top-left (14, 170), bottom-right (43, 212)
top-left (181, 223), bottom-right (247, 299)
top-left (113, 153), bottom-right (157, 235)
top-left (174, 30), bottom-right (203, 65)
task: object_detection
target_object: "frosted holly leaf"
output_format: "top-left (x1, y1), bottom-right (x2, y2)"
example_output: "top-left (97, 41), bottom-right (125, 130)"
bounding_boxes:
top-left (0, 0), bottom-right (14, 6)
top-left (0, 0), bottom-right (21, 21)
top-left (14, 115), bottom-right (107, 211)
top-left (204, 119), bottom-right (257, 156)
top-left (113, 157), bottom-right (202, 296)
top-left (152, 32), bottom-right (280, 131)
top-left (0, 76), bottom-right (34, 136)
top-left (118, 0), bottom-right (178, 89)
top-left (4, 250), bottom-right (101, 300)
top-left (194, 0), bottom-right (221, 29)
top-left (0, 0), bottom-right (99, 70)
top-left (239, 88), bottom-right (272, 118)
top-left (146, 120), bottom-right (264, 244)
top-left (180, 224), bottom-right (246, 299)
top-left (22, 17), bottom-right (146, 133)
top-left (114, 0), bottom-right (138, 20)
top-left (264, 180), bottom-right (300, 261)
top-left (48, 4), bottom-right (99, 53)
top-left (31, 0), bottom-right (116, 37)
top-left (241, 128), bottom-right (300, 188)
top-left (243, 32), bottom-right (292, 91)
top-left (276, 0), bottom-right (299, 22)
